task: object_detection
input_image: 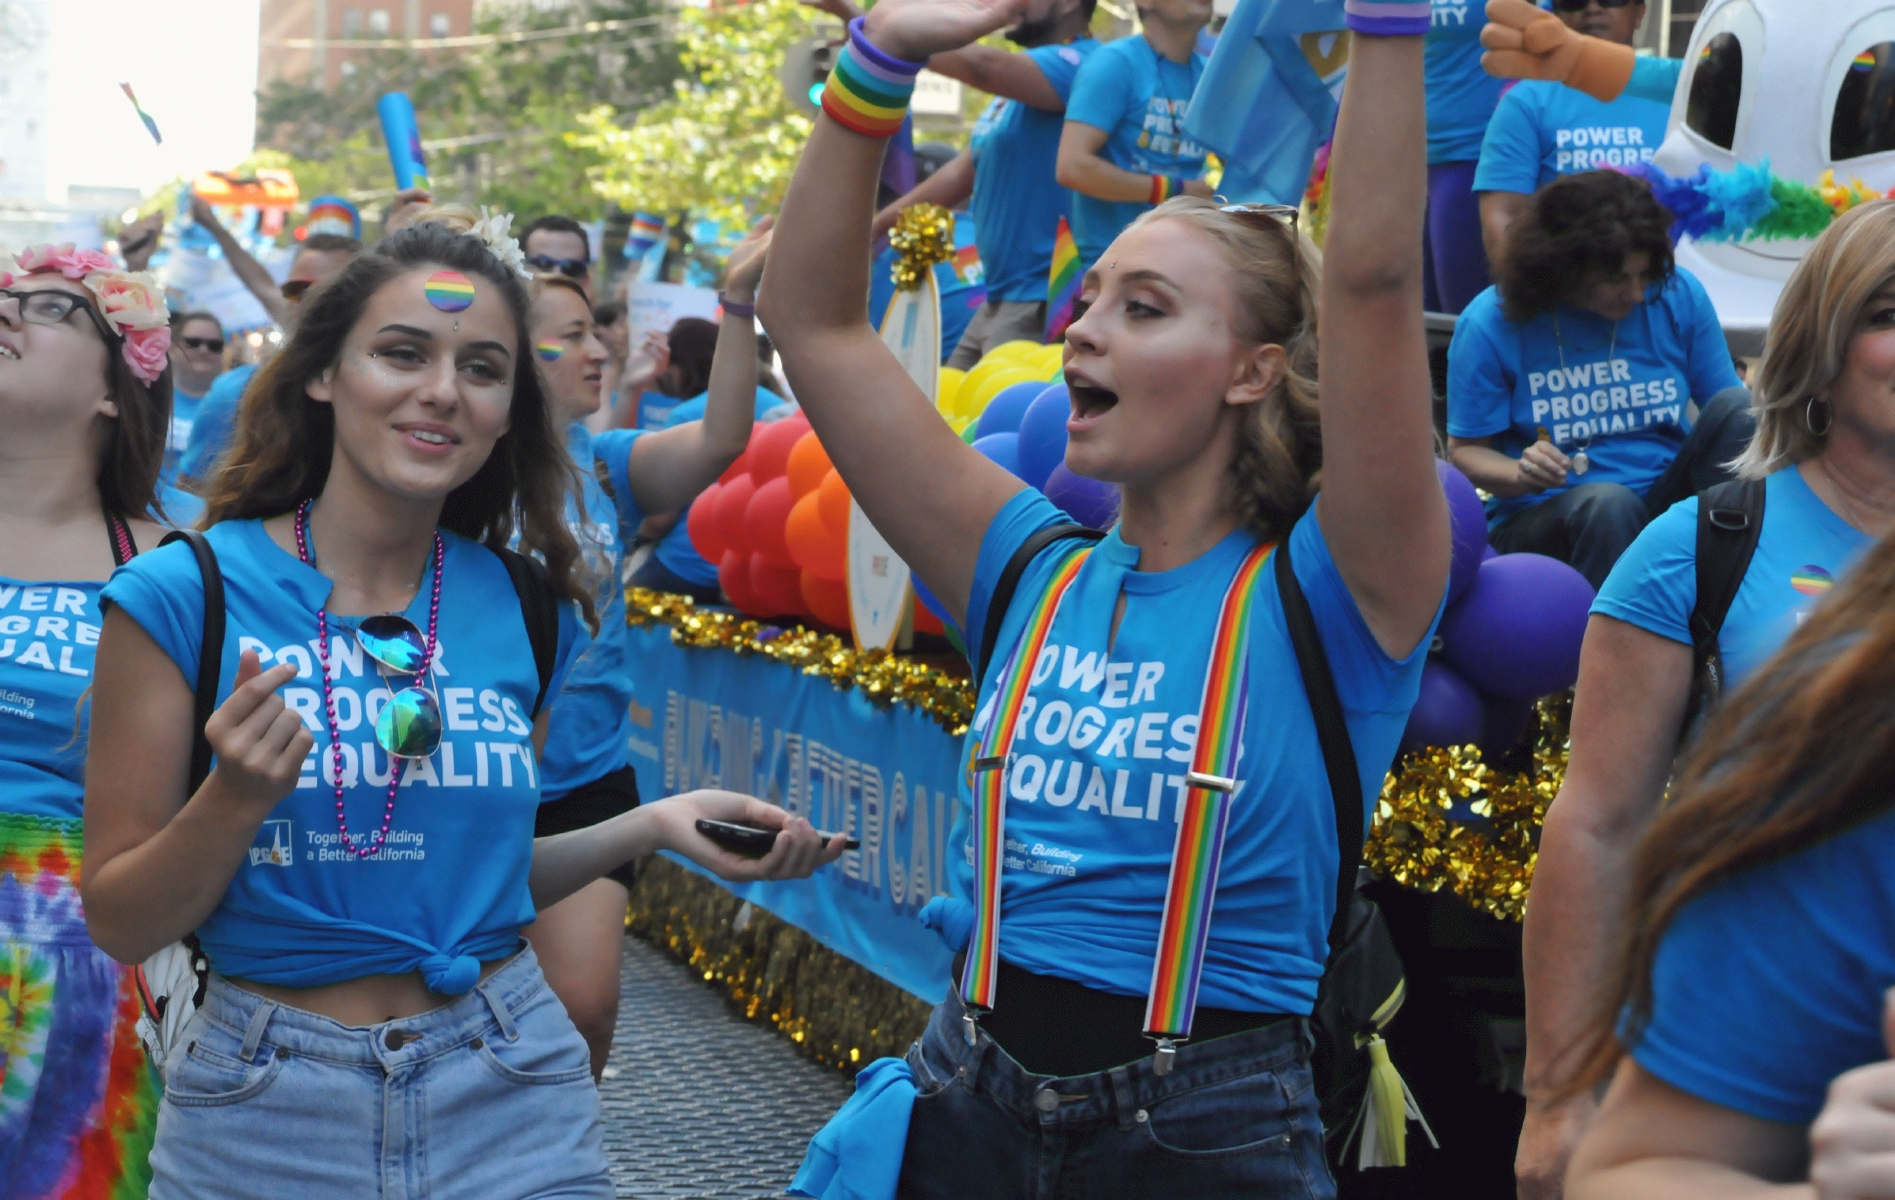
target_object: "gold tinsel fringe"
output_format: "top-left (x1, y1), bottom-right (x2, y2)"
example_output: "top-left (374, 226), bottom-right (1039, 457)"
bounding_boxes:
top-left (626, 857), bottom-right (934, 1075)
top-left (887, 202), bottom-right (956, 291)
top-left (626, 588), bottom-right (976, 734)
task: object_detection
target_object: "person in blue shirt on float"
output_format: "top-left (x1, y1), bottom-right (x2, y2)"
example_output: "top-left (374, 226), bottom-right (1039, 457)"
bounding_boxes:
top-left (1472, 0), bottom-right (1668, 265)
top-left (83, 219), bottom-right (843, 1197)
top-left (518, 221), bottom-right (769, 1081)
top-left (163, 309), bottom-right (223, 486)
top-left (1056, 0), bottom-right (1213, 271)
top-left (0, 243), bottom-right (184, 1199)
top-left (765, 0), bottom-right (1447, 1190)
top-left (1423, 0), bottom-right (1508, 313)
top-left (1447, 169), bottom-right (1747, 589)
top-left (1514, 201), bottom-right (1895, 1199)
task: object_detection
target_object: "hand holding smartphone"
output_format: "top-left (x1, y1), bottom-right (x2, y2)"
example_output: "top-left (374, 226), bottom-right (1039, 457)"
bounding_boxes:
top-left (695, 819), bottom-right (859, 860)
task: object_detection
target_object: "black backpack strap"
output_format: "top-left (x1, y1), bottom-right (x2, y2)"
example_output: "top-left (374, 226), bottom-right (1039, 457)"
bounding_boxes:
top-left (1682, 477), bottom-right (1766, 737)
top-left (159, 530), bottom-right (225, 794)
top-left (495, 547), bottom-right (559, 717)
top-left (976, 523), bottom-right (1105, 680)
top-left (1273, 540), bottom-right (1362, 953)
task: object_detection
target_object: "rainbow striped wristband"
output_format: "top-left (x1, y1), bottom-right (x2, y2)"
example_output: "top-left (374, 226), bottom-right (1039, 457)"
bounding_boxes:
top-left (1150, 175), bottom-right (1188, 205)
top-left (821, 18), bottom-right (923, 139)
top-left (1343, 0), bottom-right (1431, 35)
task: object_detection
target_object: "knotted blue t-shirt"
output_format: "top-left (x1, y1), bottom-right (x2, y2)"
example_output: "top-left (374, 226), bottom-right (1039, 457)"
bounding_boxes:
top-left (101, 519), bottom-right (584, 993)
top-left (956, 491), bottom-right (1436, 1015)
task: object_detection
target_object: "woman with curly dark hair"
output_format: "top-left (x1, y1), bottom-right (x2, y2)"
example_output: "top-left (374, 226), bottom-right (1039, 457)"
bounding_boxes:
top-left (1446, 168), bottom-right (1748, 587)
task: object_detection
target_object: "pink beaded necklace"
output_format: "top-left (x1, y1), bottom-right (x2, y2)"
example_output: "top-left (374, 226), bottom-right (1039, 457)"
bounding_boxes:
top-left (295, 500), bottom-right (444, 860)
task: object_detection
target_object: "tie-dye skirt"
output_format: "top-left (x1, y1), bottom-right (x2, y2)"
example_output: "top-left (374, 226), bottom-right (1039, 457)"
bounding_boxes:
top-left (0, 813), bottom-right (158, 1198)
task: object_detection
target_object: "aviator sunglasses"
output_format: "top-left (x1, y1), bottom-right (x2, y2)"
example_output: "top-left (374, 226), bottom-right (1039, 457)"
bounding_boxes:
top-left (1551, 0), bottom-right (1637, 10)
top-left (355, 614), bottom-right (444, 760)
top-left (523, 254), bottom-right (590, 280)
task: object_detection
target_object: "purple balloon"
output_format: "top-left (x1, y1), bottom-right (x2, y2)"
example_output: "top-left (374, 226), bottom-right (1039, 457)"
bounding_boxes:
top-left (1477, 694), bottom-right (1534, 759)
top-left (976, 381), bottom-right (1046, 439)
top-left (1016, 384), bottom-right (1070, 491)
top-left (971, 432), bottom-right (1021, 477)
top-left (1438, 553), bottom-right (1596, 701)
top-left (1399, 659), bottom-right (1485, 753)
top-left (1044, 463), bottom-right (1119, 529)
top-left (1437, 459), bottom-right (1489, 608)
top-left (1481, 544), bottom-right (1498, 562)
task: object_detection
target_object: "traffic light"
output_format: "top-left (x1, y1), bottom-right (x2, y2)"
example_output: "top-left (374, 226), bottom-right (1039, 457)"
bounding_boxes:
top-left (780, 35), bottom-right (839, 118)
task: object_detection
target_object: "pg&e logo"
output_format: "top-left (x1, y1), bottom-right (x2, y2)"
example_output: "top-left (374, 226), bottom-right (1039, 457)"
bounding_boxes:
top-left (249, 820), bottom-right (294, 868)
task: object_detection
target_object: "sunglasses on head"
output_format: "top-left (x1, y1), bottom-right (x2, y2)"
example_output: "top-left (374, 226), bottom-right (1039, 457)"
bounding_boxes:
top-left (181, 335), bottom-right (224, 353)
top-left (1218, 202), bottom-right (1301, 231)
top-left (524, 254), bottom-right (590, 279)
top-left (356, 615), bottom-right (443, 759)
top-left (1551, 0), bottom-right (1637, 11)
top-left (280, 278), bottom-right (315, 303)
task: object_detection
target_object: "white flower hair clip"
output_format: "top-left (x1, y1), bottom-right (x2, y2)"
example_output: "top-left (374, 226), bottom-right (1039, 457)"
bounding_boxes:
top-left (472, 207), bottom-right (530, 280)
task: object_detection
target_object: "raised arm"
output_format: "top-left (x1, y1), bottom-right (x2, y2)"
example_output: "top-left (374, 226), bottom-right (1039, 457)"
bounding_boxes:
top-left (621, 220), bottom-right (772, 515)
top-left (872, 151), bottom-right (976, 239)
top-left (1313, 31), bottom-right (1450, 657)
top-left (192, 195), bottom-right (290, 325)
top-left (759, 0), bottom-right (1028, 628)
top-left (799, 0), bottom-right (1060, 108)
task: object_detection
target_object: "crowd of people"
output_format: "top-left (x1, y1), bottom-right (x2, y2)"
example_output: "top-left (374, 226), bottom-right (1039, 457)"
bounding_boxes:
top-left (3, 0), bottom-right (1895, 1196)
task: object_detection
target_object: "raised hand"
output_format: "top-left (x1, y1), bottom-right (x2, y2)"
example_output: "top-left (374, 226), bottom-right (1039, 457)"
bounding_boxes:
top-left (1479, 0), bottom-right (1633, 103)
top-left (1810, 991), bottom-right (1895, 1200)
top-left (723, 215), bottom-right (775, 301)
top-left (203, 650), bottom-right (315, 814)
top-left (861, 0), bottom-right (1027, 64)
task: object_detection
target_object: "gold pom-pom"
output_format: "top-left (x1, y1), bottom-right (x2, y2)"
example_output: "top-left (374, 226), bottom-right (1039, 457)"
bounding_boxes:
top-left (888, 202), bottom-right (956, 292)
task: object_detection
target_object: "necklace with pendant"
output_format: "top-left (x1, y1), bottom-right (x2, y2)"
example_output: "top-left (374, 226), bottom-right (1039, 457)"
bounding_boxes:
top-left (1552, 310), bottom-right (1620, 476)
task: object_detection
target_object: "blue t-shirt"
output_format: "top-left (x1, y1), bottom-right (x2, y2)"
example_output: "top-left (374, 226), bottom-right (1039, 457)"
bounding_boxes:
top-left (163, 385), bottom-right (206, 489)
top-left (1063, 35), bottom-right (1209, 268)
top-left (178, 362), bottom-right (256, 483)
top-left (1426, 0), bottom-right (1506, 164)
top-left (1473, 80), bottom-right (1671, 194)
top-left (969, 40), bottom-right (1099, 302)
top-left (1633, 804), bottom-right (1895, 1123)
top-left (869, 213), bottom-right (986, 360)
top-left (101, 518), bottom-right (585, 993)
top-left (534, 424), bottom-right (649, 799)
top-left (651, 389), bottom-right (793, 588)
top-left (956, 491), bottom-right (1435, 1014)
top-left (0, 577), bottom-right (110, 820)
top-left (1593, 467), bottom-right (1870, 689)
top-left (1446, 272), bottom-right (1741, 526)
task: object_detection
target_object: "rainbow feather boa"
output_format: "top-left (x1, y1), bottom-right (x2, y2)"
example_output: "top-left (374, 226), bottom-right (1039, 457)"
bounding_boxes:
top-left (1625, 160), bottom-right (1893, 244)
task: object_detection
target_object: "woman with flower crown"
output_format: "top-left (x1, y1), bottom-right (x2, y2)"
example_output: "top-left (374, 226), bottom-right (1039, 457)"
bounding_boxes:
top-left (0, 243), bottom-right (175, 1196)
top-left (79, 216), bottom-right (845, 1196)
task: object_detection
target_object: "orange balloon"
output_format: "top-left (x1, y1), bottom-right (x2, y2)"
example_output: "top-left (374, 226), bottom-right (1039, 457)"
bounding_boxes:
top-left (786, 431), bottom-right (833, 500)
top-left (785, 491), bottom-right (846, 580)
top-left (801, 572), bottom-right (850, 630)
top-left (817, 469), bottom-right (851, 536)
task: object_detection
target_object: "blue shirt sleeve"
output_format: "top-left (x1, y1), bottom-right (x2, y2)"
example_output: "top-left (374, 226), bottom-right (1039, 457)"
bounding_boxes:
top-left (1627, 55), bottom-right (1683, 105)
top-left (1590, 496), bottom-right (1697, 646)
top-left (99, 539), bottom-right (205, 685)
top-left (1064, 44), bottom-right (1136, 134)
top-left (592, 428), bottom-right (650, 533)
top-left (1289, 509), bottom-right (1437, 715)
top-left (965, 488), bottom-right (1072, 682)
top-left (1673, 271), bottom-right (1743, 405)
top-left (1446, 294), bottom-right (1518, 439)
top-left (1472, 84), bottom-right (1543, 195)
top-left (1026, 42), bottom-right (1087, 106)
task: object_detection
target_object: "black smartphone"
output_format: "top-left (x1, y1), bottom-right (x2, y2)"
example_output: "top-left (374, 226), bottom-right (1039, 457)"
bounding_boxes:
top-left (694, 819), bottom-right (860, 858)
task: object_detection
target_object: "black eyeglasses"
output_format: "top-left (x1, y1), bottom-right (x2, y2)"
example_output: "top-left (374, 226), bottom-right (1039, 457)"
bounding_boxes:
top-left (524, 254), bottom-right (590, 280)
top-left (181, 335), bottom-right (225, 353)
top-left (1551, 0), bottom-right (1636, 11)
top-left (0, 287), bottom-right (115, 342)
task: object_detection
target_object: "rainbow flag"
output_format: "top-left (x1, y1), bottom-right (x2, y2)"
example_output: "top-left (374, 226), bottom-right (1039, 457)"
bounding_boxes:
top-left (1044, 216), bottom-right (1082, 343)
top-left (119, 83), bottom-right (161, 146)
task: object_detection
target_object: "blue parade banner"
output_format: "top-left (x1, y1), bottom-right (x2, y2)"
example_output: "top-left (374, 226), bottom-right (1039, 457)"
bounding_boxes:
top-left (623, 624), bottom-right (960, 1003)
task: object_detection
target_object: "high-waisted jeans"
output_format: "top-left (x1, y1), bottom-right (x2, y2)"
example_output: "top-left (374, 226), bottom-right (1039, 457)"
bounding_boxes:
top-left (148, 944), bottom-right (612, 1199)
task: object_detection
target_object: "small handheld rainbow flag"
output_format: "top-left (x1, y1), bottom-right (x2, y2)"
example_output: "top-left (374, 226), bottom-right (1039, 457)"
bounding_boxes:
top-left (120, 83), bottom-right (161, 146)
top-left (1044, 216), bottom-right (1082, 343)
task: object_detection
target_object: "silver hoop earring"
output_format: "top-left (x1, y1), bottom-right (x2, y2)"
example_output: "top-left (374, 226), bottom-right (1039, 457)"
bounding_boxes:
top-left (1806, 396), bottom-right (1833, 437)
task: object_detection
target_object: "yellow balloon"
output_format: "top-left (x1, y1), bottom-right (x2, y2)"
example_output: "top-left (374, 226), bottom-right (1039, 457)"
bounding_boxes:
top-left (962, 366), bottom-right (1040, 420)
top-left (957, 356), bottom-right (1017, 412)
top-left (936, 366), bottom-right (966, 417)
top-left (1034, 345), bottom-right (1067, 380)
top-left (984, 339), bottom-right (1045, 363)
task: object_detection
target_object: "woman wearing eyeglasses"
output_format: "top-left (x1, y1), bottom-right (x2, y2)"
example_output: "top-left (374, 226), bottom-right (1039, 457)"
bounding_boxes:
top-left (81, 219), bottom-right (842, 1198)
top-left (762, 0), bottom-right (1446, 1192)
top-left (0, 246), bottom-right (175, 1197)
top-left (519, 218), bottom-right (771, 1081)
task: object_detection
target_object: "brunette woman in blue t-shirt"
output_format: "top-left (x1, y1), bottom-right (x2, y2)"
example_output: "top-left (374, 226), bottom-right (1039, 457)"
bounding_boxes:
top-left (762, 0), bottom-right (1448, 1193)
top-left (82, 220), bottom-right (843, 1199)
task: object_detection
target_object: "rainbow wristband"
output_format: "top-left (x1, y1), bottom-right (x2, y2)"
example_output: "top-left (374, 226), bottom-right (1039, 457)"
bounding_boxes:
top-left (821, 18), bottom-right (923, 139)
top-left (1343, 0), bottom-right (1431, 36)
top-left (1150, 175), bottom-right (1188, 205)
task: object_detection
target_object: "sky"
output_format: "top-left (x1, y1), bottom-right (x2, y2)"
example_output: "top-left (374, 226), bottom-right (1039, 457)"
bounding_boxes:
top-left (41, 0), bottom-right (260, 204)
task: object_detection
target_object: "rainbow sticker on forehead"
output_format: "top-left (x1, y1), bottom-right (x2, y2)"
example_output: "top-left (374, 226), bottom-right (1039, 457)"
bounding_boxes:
top-left (535, 340), bottom-right (564, 362)
top-left (423, 270), bottom-right (476, 312)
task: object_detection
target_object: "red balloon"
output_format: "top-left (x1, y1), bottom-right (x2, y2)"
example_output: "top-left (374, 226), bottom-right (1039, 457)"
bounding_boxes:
top-left (712, 473), bottom-right (757, 557)
top-left (785, 491), bottom-right (846, 580)
top-left (913, 601), bottom-right (944, 637)
top-left (748, 418), bottom-right (806, 484)
top-left (801, 572), bottom-right (850, 630)
top-left (744, 476), bottom-right (797, 569)
top-left (750, 553), bottom-right (806, 616)
top-left (717, 448), bottom-right (750, 486)
top-left (786, 431), bottom-right (832, 500)
top-left (817, 469), bottom-right (851, 537)
top-left (686, 483), bottom-right (725, 563)
top-left (719, 550), bottom-right (763, 615)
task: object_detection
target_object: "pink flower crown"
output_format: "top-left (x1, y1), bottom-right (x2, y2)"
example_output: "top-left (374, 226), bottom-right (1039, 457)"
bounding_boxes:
top-left (1, 243), bottom-right (171, 383)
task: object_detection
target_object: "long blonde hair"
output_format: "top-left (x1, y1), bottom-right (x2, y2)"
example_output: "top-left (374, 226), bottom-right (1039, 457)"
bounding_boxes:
top-left (1736, 200), bottom-right (1895, 479)
top-left (1130, 197), bottom-right (1324, 541)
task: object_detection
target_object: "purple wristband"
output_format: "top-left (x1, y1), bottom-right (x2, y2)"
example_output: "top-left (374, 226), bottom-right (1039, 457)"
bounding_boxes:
top-left (718, 292), bottom-right (756, 319)
top-left (1343, 0), bottom-right (1431, 35)
top-left (848, 16), bottom-right (926, 76)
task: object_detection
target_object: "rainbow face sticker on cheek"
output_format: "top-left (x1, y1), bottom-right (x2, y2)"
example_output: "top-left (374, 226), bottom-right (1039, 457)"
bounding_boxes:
top-left (535, 340), bottom-right (564, 362)
top-left (423, 270), bottom-right (476, 313)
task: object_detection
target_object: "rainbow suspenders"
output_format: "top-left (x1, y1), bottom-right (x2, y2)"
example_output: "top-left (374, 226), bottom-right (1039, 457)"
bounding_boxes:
top-left (962, 541), bottom-right (1275, 1075)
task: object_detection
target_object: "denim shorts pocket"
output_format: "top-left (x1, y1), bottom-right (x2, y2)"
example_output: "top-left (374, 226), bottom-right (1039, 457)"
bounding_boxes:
top-left (476, 998), bottom-right (594, 1087)
top-left (163, 1035), bottom-right (286, 1108)
top-left (1137, 1067), bottom-right (1298, 1160)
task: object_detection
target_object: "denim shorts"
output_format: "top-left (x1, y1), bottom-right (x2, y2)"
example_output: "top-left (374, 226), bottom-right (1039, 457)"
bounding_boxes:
top-left (147, 944), bottom-right (612, 1199)
top-left (897, 986), bottom-right (1334, 1200)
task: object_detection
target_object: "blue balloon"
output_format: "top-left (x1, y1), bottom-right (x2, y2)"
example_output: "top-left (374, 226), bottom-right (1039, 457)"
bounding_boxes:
top-left (1399, 659), bottom-right (1485, 754)
top-left (975, 381), bottom-right (1046, 439)
top-left (1044, 463), bottom-right (1119, 529)
top-left (1016, 384), bottom-right (1070, 491)
top-left (971, 432), bottom-right (1021, 477)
